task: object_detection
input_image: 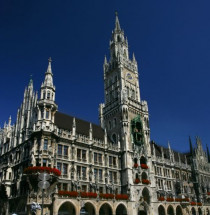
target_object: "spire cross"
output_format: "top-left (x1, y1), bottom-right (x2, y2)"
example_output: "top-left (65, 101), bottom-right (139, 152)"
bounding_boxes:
top-left (48, 57), bottom-right (52, 63)
top-left (115, 11), bottom-right (118, 17)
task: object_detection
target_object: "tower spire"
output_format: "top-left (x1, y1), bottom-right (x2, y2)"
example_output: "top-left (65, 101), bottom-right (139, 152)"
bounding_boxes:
top-left (43, 57), bottom-right (54, 88)
top-left (115, 11), bottom-right (121, 31)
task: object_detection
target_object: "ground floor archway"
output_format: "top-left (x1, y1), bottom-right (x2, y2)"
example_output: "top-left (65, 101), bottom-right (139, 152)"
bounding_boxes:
top-left (158, 205), bottom-right (165, 215)
top-left (83, 202), bottom-right (95, 215)
top-left (198, 207), bottom-right (202, 215)
top-left (58, 201), bottom-right (76, 215)
top-left (99, 203), bottom-right (113, 215)
top-left (192, 207), bottom-right (196, 215)
top-left (176, 205), bottom-right (182, 215)
top-left (167, 205), bottom-right (174, 215)
top-left (116, 204), bottom-right (127, 215)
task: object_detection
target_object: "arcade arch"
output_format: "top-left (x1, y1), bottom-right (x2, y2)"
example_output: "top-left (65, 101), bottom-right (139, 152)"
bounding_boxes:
top-left (192, 207), bottom-right (196, 215)
top-left (83, 202), bottom-right (95, 215)
top-left (116, 204), bottom-right (127, 215)
top-left (58, 201), bottom-right (76, 215)
top-left (158, 205), bottom-right (166, 215)
top-left (99, 203), bottom-right (113, 215)
top-left (167, 205), bottom-right (174, 215)
top-left (176, 205), bottom-right (182, 215)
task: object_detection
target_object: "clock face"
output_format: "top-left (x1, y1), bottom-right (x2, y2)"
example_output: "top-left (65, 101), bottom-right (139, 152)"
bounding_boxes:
top-left (126, 73), bottom-right (133, 80)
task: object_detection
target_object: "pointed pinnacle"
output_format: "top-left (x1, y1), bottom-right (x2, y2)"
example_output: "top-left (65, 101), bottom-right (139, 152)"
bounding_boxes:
top-left (115, 11), bottom-right (121, 31)
top-left (104, 55), bottom-right (107, 64)
top-left (46, 57), bottom-right (53, 74)
top-left (132, 53), bottom-right (136, 62)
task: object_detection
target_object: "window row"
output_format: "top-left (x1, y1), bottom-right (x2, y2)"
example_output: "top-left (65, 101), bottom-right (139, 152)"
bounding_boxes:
top-left (56, 162), bottom-right (118, 183)
top-left (58, 183), bottom-right (119, 194)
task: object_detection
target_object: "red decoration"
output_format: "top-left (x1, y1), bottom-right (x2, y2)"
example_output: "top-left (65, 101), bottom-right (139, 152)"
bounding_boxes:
top-left (175, 198), bottom-right (182, 202)
top-left (197, 202), bottom-right (202, 206)
top-left (80, 192), bottom-right (97, 198)
top-left (207, 192), bottom-right (210, 195)
top-left (134, 163), bottom-right (139, 168)
top-left (58, 190), bottom-right (78, 197)
top-left (134, 178), bottom-right (140, 184)
top-left (190, 202), bottom-right (196, 206)
top-left (182, 198), bottom-right (189, 202)
top-left (141, 164), bottom-right (148, 169)
top-left (24, 166), bottom-right (61, 176)
top-left (99, 193), bottom-right (114, 199)
top-left (142, 179), bottom-right (150, 184)
top-left (166, 197), bottom-right (174, 202)
top-left (115, 194), bottom-right (129, 200)
top-left (158, 197), bottom-right (165, 201)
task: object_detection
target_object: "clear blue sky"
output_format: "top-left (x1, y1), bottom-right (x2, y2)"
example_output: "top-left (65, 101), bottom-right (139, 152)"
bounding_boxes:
top-left (1, 0), bottom-right (210, 152)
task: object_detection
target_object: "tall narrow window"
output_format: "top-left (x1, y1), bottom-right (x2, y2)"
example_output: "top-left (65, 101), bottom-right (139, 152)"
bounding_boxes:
top-left (99, 169), bottom-right (102, 181)
top-left (57, 162), bottom-right (62, 172)
top-left (94, 168), bottom-right (98, 180)
top-left (82, 150), bottom-right (86, 161)
top-left (77, 149), bottom-right (81, 160)
top-left (43, 91), bottom-right (46, 99)
top-left (64, 146), bottom-right (68, 157)
top-left (94, 153), bottom-right (97, 163)
top-left (77, 166), bottom-right (81, 178)
top-left (43, 159), bottom-right (47, 167)
top-left (63, 163), bottom-right (68, 175)
top-left (109, 171), bottom-right (113, 183)
top-left (44, 139), bottom-right (48, 150)
top-left (46, 110), bottom-right (49, 119)
top-left (82, 167), bottom-right (87, 179)
top-left (58, 144), bottom-right (62, 155)
top-left (47, 92), bottom-right (50, 99)
top-left (98, 154), bottom-right (102, 164)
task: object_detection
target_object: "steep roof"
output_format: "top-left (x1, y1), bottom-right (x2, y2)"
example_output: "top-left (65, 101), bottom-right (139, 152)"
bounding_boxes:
top-left (54, 112), bottom-right (105, 140)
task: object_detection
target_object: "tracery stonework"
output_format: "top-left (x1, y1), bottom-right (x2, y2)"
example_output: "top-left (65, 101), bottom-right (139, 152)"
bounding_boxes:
top-left (0, 13), bottom-right (210, 215)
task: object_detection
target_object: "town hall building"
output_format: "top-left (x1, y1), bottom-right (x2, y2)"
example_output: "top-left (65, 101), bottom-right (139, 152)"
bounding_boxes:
top-left (0, 13), bottom-right (210, 215)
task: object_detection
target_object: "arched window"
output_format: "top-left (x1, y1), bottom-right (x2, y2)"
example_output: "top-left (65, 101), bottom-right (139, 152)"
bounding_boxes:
top-left (141, 172), bottom-right (147, 180)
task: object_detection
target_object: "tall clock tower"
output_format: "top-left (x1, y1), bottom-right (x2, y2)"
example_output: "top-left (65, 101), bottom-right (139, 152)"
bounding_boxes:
top-left (99, 13), bottom-right (151, 193)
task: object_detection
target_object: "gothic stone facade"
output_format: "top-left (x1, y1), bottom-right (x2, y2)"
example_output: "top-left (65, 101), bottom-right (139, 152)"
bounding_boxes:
top-left (0, 14), bottom-right (210, 215)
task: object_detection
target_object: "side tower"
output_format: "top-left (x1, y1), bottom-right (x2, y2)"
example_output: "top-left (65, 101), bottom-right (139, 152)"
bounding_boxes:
top-left (34, 58), bottom-right (58, 167)
top-left (99, 13), bottom-right (151, 194)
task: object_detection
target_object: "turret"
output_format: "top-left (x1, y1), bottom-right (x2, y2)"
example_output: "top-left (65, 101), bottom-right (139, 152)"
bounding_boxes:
top-left (36, 58), bottom-right (58, 130)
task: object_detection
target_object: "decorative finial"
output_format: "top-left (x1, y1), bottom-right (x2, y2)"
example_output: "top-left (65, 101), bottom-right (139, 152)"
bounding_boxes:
top-left (115, 11), bottom-right (121, 31)
top-left (48, 57), bottom-right (52, 63)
